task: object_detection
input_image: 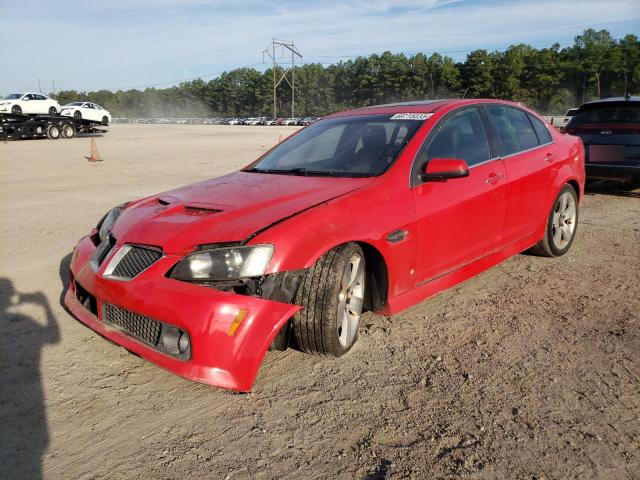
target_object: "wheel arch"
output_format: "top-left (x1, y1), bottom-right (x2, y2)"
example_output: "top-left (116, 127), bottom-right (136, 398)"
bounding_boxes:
top-left (356, 241), bottom-right (389, 313)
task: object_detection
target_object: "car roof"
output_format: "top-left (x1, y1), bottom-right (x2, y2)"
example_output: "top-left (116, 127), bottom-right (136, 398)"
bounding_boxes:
top-left (325, 98), bottom-right (529, 118)
top-left (581, 96), bottom-right (640, 106)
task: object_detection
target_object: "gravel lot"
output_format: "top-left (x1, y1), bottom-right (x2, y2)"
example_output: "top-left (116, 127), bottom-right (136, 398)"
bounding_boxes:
top-left (1, 125), bottom-right (639, 479)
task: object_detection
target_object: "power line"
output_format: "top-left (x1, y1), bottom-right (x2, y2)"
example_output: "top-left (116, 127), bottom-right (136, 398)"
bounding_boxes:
top-left (262, 39), bottom-right (302, 118)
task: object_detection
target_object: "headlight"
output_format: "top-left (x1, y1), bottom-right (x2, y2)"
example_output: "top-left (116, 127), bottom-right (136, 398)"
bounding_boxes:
top-left (171, 245), bottom-right (274, 281)
top-left (97, 204), bottom-right (126, 241)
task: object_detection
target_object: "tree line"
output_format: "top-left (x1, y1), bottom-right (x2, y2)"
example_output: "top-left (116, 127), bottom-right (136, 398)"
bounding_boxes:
top-left (53, 29), bottom-right (639, 118)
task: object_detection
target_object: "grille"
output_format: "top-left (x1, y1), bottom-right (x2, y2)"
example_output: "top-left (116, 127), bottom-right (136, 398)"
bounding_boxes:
top-left (103, 303), bottom-right (162, 347)
top-left (111, 246), bottom-right (162, 279)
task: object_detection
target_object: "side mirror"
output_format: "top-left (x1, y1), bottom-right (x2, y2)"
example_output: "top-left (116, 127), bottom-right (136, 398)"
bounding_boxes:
top-left (420, 158), bottom-right (469, 182)
top-left (22, 97), bottom-right (30, 101)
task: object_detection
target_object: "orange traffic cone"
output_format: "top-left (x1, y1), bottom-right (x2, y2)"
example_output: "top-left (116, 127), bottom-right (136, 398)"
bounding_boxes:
top-left (86, 137), bottom-right (103, 162)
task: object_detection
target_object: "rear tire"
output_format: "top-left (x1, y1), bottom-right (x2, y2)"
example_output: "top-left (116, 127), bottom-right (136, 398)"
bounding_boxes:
top-left (61, 123), bottom-right (75, 139)
top-left (48, 106), bottom-right (57, 116)
top-left (529, 184), bottom-right (578, 257)
top-left (102, 116), bottom-right (109, 126)
top-left (46, 124), bottom-right (61, 139)
top-left (74, 110), bottom-right (82, 120)
top-left (291, 243), bottom-right (365, 356)
top-left (12, 105), bottom-right (21, 115)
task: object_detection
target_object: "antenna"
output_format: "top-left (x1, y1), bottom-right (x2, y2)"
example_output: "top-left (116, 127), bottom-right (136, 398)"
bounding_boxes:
top-left (262, 39), bottom-right (302, 118)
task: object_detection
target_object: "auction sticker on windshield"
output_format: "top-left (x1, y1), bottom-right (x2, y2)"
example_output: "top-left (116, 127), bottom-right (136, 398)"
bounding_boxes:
top-left (390, 113), bottom-right (433, 120)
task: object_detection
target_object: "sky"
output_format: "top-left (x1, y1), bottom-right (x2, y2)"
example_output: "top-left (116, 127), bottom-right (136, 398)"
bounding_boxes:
top-left (0, 0), bottom-right (638, 94)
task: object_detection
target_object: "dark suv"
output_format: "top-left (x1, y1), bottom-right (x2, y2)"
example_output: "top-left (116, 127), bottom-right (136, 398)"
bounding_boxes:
top-left (565, 96), bottom-right (640, 182)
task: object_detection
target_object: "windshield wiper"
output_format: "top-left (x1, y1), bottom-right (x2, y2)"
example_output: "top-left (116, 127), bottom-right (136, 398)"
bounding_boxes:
top-left (244, 167), bottom-right (337, 176)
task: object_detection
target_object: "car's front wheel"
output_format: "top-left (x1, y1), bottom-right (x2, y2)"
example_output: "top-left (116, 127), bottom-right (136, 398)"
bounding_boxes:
top-left (11, 105), bottom-right (21, 115)
top-left (74, 110), bottom-right (82, 120)
top-left (530, 184), bottom-right (578, 257)
top-left (49, 106), bottom-right (57, 116)
top-left (292, 242), bottom-right (365, 356)
top-left (102, 116), bottom-right (109, 126)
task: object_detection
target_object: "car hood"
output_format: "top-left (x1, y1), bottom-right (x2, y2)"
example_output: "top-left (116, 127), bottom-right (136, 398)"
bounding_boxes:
top-left (110, 171), bottom-right (371, 253)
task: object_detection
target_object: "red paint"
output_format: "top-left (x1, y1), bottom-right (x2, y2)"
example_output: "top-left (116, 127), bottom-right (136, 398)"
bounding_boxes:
top-left (66, 99), bottom-right (585, 391)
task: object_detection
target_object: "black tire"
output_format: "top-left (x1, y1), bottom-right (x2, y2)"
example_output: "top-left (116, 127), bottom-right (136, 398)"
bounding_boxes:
top-left (48, 106), bottom-right (57, 116)
top-left (11, 105), bottom-right (21, 115)
top-left (291, 242), bottom-right (365, 357)
top-left (74, 110), bottom-right (82, 120)
top-left (529, 184), bottom-right (578, 257)
top-left (102, 116), bottom-right (109, 126)
top-left (61, 123), bottom-right (75, 139)
top-left (46, 124), bottom-right (61, 139)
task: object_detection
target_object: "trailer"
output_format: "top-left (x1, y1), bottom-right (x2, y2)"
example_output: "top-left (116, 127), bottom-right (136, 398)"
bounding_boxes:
top-left (0, 113), bottom-right (108, 141)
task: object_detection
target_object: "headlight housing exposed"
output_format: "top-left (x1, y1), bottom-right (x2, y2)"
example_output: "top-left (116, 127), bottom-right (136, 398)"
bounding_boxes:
top-left (97, 204), bottom-right (126, 242)
top-left (171, 245), bottom-right (274, 281)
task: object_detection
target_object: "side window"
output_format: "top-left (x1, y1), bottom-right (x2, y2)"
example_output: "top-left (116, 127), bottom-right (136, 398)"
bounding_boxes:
top-left (527, 113), bottom-right (552, 144)
top-left (418, 108), bottom-right (491, 167)
top-left (34, 94), bottom-right (47, 100)
top-left (487, 106), bottom-right (539, 155)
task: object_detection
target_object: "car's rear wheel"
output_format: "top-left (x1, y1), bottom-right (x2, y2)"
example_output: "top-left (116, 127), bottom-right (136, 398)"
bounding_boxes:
top-left (291, 243), bottom-right (365, 356)
top-left (530, 184), bottom-right (578, 257)
top-left (12, 105), bottom-right (21, 115)
top-left (102, 116), bottom-right (109, 126)
top-left (48, 106), bottom-right (57, 116)
top-left (74, 110), bottom-right (82, 120)
top-left (46, 124), bottom-right (61, 139)
top-left (61, 123), bottom-right (75, 139)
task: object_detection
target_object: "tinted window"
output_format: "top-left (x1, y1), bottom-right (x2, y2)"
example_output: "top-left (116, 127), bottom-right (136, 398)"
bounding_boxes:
top-left (528, 113), bottom-right (552, 144)
top-left (569, 103), bottom-right (640, 125)
top-left (34, 94), bottom-right (47, 100)
top-left (487, 106), bottom-right (539, 155)
top-left (419, 108), bottom-right (491, 166)
top-left (248, 114), bottom-right (423, 177)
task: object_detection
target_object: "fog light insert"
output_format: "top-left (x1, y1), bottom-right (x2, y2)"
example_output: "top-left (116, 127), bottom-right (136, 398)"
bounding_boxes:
top-left (159, 325), bottom-right (191, 360)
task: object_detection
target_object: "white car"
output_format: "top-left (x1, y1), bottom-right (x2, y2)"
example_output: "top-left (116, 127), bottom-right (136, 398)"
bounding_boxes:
top-left (60, 102), bottom-right (112, 125)
top-left (0, 93), bottom-right (61, 116)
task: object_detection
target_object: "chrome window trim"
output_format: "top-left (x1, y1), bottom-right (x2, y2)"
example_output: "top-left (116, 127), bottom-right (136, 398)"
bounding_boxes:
top-left (498, 140), bottom-right (554, 161)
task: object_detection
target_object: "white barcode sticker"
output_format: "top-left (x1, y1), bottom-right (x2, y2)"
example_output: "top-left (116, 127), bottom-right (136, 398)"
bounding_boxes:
top-left (390, 113), bottom-right (433, 120)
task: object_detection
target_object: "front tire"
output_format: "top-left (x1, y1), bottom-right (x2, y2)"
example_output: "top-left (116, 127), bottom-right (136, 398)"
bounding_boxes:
top-left (74, 110), bottom-right (82, 120)
top-left (12, 105), bottom-right (22, 115)
top-left (530, 184), bottom-right (578, 257)
top-left (48, 106), bottom-right (57, 116)
top-left (102, 116), bottom-right (109, 126)
top-left (292, 243), bottom-right (365, 356)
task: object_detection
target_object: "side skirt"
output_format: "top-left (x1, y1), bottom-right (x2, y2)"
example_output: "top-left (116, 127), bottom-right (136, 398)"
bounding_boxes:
top-left (382, 232), bottom-right (541, 316)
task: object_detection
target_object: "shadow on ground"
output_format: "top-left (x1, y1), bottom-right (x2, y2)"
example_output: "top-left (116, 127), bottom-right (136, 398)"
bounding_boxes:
top-left (585, 179), bottom-right (640, 198)
top-left (0, 277), bottom-right (60, 479)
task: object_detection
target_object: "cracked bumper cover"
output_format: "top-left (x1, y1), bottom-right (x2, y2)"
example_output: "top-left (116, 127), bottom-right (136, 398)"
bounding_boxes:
top-left (64, 235), bottom-right (301, 391)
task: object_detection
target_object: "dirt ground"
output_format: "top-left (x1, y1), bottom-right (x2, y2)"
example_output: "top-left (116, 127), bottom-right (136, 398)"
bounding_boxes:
top-left (1, 125), bottom-right (639, 480)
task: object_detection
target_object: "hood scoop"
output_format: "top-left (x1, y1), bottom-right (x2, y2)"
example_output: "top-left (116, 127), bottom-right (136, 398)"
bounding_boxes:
top-left (183, 204), bottom-right (223, 214)
top-left (156, 196), bottom-right (224, 214)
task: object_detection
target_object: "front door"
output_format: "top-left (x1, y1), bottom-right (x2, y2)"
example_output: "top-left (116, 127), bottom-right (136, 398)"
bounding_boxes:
top-left (411, 107), bottom-right (507, 285)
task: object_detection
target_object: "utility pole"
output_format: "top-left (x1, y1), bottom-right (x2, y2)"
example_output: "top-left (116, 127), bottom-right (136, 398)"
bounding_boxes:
top-left (51, 79), bottom-right (56, 96)
top-left (262, 39), bottom-right (302, 118)
top-left (38, 78), bottom-right (42, 94)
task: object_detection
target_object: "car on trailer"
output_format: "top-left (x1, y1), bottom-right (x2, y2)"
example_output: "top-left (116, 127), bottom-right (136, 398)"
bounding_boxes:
top-left (0, 93), bottom-right (61, 116)
top-left (65, 99), bottom-right (584, 392)
top-left (60, 102), bottom-right (112, 125)
top-left (565, 96), bottom-right (639, 183)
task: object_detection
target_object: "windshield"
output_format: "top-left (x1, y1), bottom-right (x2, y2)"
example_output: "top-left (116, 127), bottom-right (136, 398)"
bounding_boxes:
top-left (246, 114), bottom-right (424, 177)
top-left (569, 103), bottom-right (640, 125)
top-left (3, 94), bottom-right (22, 100)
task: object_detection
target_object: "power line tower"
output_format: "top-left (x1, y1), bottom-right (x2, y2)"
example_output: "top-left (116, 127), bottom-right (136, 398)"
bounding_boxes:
top-left (262, 39), bottom-right (302, 118)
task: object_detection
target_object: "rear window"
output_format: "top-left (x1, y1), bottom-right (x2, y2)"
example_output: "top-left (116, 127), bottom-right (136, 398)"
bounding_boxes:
top-left (570, 103), bottom-right (640, 125)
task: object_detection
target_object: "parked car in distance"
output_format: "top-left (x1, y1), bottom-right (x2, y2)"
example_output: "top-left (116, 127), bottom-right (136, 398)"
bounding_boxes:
top-left (60, 102), bottom-right (112, 125)
top-left (565, 96), bottom-right (639, 182)
top-left (227, 118), bottom-right (243, 125)
top-left (301, 116), bottom-right (319, 125)
top-left (245, 117), bottom-right (269, 126)
top-left (65, 99), bottom-right (584, 392)
top-left (0, 93), bottom-right (60, 116)
top-left (550, 107), bottom-right (579, 131)
top-left (281, 117), bottom-right (299, 126)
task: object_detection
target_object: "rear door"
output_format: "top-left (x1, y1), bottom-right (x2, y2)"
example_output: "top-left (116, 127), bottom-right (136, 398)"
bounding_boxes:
top-left (411, 106), bottom-right (507, 285)
top-left (484, 105), bottom-right (555, 244)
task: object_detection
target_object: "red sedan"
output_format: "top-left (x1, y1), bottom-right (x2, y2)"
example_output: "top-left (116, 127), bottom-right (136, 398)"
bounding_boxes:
top-left (65, 99), bottom-right (585, 391)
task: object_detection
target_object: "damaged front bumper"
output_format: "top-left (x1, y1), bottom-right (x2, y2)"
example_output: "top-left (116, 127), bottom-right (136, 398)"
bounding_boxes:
top-left (64, 235), bottom-right (302, 391)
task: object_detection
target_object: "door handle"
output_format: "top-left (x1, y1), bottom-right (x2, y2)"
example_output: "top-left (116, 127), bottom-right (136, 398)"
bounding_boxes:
top-left (544, 153), bottom-right (554, 163)
top-left (485, 173), bottom-right (503, 185)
